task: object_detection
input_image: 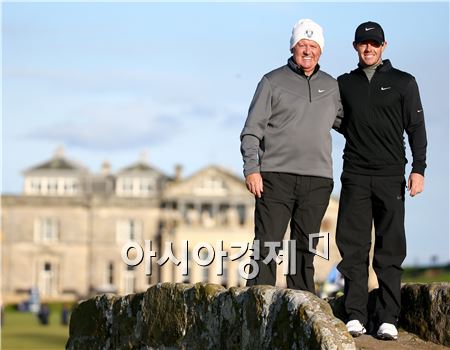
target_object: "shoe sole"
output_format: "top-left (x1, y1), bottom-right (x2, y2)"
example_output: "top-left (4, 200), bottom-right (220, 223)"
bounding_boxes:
top-left (349, 331), bottom-right (365, 338)
top-left (377, 333), bottom-right (398, 341)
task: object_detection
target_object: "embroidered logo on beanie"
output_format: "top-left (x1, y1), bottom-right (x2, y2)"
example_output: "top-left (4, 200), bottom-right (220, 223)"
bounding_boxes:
top-left (290, 19), bottom-right (324, 52)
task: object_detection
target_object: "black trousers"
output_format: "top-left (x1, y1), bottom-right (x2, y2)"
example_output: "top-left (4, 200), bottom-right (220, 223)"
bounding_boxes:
top-left (336, 172), bottom-right (406, 326)
top-left (246, 172), bottom-right (333, 293)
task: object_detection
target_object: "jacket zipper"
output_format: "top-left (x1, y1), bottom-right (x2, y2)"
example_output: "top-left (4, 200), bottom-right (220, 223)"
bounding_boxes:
top-left (307, 76), bottom-right (312, 102)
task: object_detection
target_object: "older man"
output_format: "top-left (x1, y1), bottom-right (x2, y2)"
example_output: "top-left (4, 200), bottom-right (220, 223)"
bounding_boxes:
top-left (336, 21), bottom-right (427, 340)
top-left (240, 19), bottom-right (343, 293)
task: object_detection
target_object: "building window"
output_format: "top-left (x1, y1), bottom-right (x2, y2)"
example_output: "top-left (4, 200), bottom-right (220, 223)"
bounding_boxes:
top-left (184, 203), bottom-right (198, 225)
top-left (107, 262), bottom-right (114, 285)
top-left (203, 177), bottom-right (224, 190)
top-left (139, 178), bottom-right (155, 195)
top-left (63, 178), bottom-right (79, 195)
top-left (28, 177), bottom-right (42, 194)
top-left (123, 178), bottom-right (133, 193)
top-left (117, 177), bottom-right (156, 197)
top-left (236, 204), bottom-right (246, 226)
top-left (123, 267), bottom-right (135, 295)
top-left (47, 178), bottom-right (58, 194)
top-left (26, 177), bottom-right (79, 196)
top-left (218, 204), bottom-right (230, 225)
top-left (34, 218), bottom-right (59, 243)
top-left (163, 201), bottom-right (177, 210)
top-left (116, 219), bottom-right (142, 243)
top-left (129, 221), bottom-right (136, 240)
top-left (200, 203), bottom-right (214, 227)
top-left (194, 176), bottom-right (227, 196)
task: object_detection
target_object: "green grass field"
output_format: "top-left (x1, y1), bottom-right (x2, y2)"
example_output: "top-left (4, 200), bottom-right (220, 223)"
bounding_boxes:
top-left (1, 307), bottom-right (69, 350)
top-left (402, 265), bottom-right (450, 284)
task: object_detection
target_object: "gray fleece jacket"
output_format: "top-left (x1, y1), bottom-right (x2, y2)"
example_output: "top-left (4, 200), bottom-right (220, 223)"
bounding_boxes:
top-left (240, 57), bottom-right (343, 179)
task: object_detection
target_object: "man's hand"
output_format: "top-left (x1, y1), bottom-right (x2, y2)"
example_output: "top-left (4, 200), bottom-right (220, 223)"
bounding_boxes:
top-left (245, 173), bottom-right (263, 198)
top-left (408, 173), bottom-right (424, 197)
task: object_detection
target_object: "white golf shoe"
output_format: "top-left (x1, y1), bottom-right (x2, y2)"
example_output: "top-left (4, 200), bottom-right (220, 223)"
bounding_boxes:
top-left (346, 319), bottom-right (366, 337)
top-left (377, 322), bottom-right (398, 340)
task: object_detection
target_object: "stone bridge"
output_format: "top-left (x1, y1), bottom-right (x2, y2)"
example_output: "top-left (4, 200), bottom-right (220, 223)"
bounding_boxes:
top-left (66, 282), bottom-right (449, 349)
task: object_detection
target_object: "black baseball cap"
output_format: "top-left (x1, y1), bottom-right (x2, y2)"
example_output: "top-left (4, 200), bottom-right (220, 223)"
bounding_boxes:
top-left (354, 21), bottom-right (385, 44)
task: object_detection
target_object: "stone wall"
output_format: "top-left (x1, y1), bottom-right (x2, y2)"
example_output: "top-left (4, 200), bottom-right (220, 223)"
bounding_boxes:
top-left (400, 283), bottom-right (450, 346)
top-left (66, 283), bottom-right (355, 350)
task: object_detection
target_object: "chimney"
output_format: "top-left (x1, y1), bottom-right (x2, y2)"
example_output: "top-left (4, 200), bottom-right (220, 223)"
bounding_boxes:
top-left (140, 150), bottom-right (149, 164)
top-left (102, 160), bottom-right (111, 176)
top-left (174, 164), bottom-right (183, 181)
top-left (54, 145), bottom-right (65, 158)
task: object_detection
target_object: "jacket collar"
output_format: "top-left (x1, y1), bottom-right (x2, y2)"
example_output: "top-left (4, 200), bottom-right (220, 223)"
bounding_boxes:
top-left (287, 56), bottom-right (320, 78)
top-left (355, 59), bottom-right (392, 75)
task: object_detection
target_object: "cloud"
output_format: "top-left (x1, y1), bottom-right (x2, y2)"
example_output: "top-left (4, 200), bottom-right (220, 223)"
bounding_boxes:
top-left (25, 100), bottom-right (240, 151)
top-left (27, 101), bottom-right (184, 150)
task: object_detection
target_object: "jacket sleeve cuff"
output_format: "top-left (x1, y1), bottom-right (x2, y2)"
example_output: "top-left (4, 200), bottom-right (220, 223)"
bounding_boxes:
top-left (244, 167), bottom-right (260, 178)
top-left (411, 165), bottom-right (426, 176)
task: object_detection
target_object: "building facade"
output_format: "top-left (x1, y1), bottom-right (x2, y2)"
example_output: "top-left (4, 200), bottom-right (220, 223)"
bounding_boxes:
top-left (1, 149), bottom-right (348, 304)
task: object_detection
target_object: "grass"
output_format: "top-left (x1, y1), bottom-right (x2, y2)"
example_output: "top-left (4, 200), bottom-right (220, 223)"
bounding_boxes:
top-left (402, 272), bottom-right (450, 284)
top-left (1, 306), bottom-right (69, 350)
top-left (402, 265), bottom-right (450, 284)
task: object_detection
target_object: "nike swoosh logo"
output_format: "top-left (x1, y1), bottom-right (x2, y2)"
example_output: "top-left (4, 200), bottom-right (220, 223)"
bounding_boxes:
top-left (381, 87), bottom-right (391, 91)
top-left (417, 109), bottom-right (423, 113)
top-left (365, 27), bottom-right (375, 31)
top-left (318, 89), bottom-right (325, 93)
top-left (397, 195), bottom-right (403, 200)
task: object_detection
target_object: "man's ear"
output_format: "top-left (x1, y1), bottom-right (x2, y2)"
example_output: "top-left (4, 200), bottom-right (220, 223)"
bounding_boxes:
top-left (381, 41), bottom-right (388, 55)
top-left (353, 41), bottom-right (357, 50)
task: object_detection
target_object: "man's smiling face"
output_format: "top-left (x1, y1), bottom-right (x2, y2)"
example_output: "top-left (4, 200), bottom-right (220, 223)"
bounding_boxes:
top-left (354, 39), bottom-right (387, 67)
top-left (292, 39), bottom-right (322, 75)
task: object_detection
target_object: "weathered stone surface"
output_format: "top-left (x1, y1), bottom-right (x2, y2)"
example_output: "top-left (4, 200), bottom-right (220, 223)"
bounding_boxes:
top-left (111, 292), bottom-right (145, 349)
top-left (142, 282), bottom-right (192, 348)
top-left (66, 293), bottom-right (117, 350)
top-left (67, 283), bottom-right (355, 350)
top-left (400, 283), bottom-right (450, 346)
top-left (216, 286), bottom-right (246, 349)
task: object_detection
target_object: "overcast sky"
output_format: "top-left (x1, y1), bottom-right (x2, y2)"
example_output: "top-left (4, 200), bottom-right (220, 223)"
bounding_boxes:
top-left (2, 2), bottom-right (449, 266)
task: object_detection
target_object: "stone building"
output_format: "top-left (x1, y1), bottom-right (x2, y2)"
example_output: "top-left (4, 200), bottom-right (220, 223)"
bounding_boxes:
top-left (2, 149), bottom-right (166, 303)
top-left (1, 148), bottom-right (345, 304)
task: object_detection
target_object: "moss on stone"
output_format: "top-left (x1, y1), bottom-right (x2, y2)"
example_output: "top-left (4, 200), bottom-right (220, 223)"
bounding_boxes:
top-left (401, 283), bottom-right (450, 346)
top-left (111, 292), bottom-right (144, 349)
top-left (143, 283), bottom-right (188, 348)
top-left (270, 297), bottom-right (296, 349)
top-left (67, 284), bottom-right (358, 350)
top-left (66, 294), bottom-right (117, 350)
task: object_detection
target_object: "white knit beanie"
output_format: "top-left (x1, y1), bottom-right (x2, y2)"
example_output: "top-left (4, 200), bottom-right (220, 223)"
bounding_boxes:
top-left (290, 19), bottom-right (324, 52)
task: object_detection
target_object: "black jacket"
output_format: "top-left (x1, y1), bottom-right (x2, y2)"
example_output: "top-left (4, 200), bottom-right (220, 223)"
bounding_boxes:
top-left (338, 59), bottom-right (427, 176)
